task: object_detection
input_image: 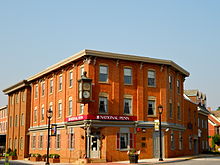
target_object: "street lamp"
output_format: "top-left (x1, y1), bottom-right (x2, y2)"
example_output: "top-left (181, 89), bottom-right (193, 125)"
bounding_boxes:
top-left (46, 109), bottom-right (53, 165)
top-left (158, 105), bottom-right (163, 161)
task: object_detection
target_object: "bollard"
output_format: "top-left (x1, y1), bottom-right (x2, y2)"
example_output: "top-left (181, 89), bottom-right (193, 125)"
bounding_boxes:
top-left (4, 153), bottom-right (9, 165)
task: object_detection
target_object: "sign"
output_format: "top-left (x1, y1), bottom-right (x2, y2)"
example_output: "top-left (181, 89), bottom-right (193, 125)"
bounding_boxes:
top-left (154, 120), bottom-right (159, 131)
top-left (51, 124), bottom-right (57, 136)
top-left (66, 114), bottom-right (137, 122)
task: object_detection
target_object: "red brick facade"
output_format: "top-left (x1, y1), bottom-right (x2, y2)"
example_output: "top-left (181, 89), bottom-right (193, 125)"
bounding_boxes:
top-left (3, 49), bottom-right (208, 162)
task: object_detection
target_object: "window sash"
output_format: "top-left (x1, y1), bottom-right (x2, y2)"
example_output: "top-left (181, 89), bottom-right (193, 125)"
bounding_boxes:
top-left (99, 66), bottom-right (108, 82)
top-left (50, 80), bottom-right (53, 93)
top-left (124, 98), bottom-right (132, 114)
top-left (124, 68), bottom-right (132, 84)
top-left (58, 103), bottom-right (62, 118)
top-left (148, 100), bottom-right (155, 115)
top-left (59, 76), bottom-right (62, 90)
top-left (148, 71), bottom-right (156, 86)
top-left (69, 100), bottom-right (73, 116)
top-left (99, 97), bottom-right (108, 113)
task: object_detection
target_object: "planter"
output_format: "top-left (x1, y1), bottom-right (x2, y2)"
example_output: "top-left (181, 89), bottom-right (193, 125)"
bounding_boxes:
top-left (8, 155), bottom-right (17, 160)
top-left (49, 158), bottom-right (60, 163)
top-left (30, 156), bottom-right (42, 161)
top-left (129, 154), bottom-right (138, 163)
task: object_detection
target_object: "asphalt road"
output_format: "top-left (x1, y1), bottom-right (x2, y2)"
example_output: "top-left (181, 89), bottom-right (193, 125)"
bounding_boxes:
top-left (162, 156), bottom-right (220, 165)
top-left (0, 160), bottom-right (32, 165)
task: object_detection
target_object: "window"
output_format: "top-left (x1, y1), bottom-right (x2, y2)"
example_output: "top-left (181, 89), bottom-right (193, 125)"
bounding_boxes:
top-left (99, 65), bottom-right (108, 82)
top-left (59, 75), bottom-right (62, 91)
top-left (148, 99), bottom-right (155, 115)
top-left (41, 106), bottom-right (44, 121)
top-left (58, 101), bottom-right (62, 118)
top-left (189, 135), bottom-right (192, 150)
top-left (39, 135), bottom-right (43, 149)
top-left (117, 128), bottom-right (133, 150)
top-left (169, 101), bottom-right (173, 118)
top-left (99, 96), bottom-right (108, 113)
top-left (80, 66), bottom-right (84, 77)
top-left (169, 75), bottom-right (173, 89)
top-left (9, 138), bottom-right (12, 149)
top-left (49, 103), bottom-right (53, 116)
top-left (20, 137), bottom-right (23, 150)
top-left (42, 83), bottom-right (45, 96)
top-left (68, 128), bottom-right (75, 149)
top-left (170, 131), bottom-right (175, 150)
top-left (22, 90), bottom-right (25, 102)
top-left (177, 80), bottom-right (180, 93)
top-left (69, 71), bottom-right (73, 87)
top-left (9, 116), bottom-right (12, 127)
top-left (34, 107), bottom-right (37, 122)
top-left (179, 132), bottom-right (183, 150)
top-left (15, 94), bottom-right (19, 104)
top-left (124, 98), bottom-right (132, 115)
top-left (124, 68), bottom-right (132, 84)
top-left (14, 138), bottom-right (17, 149)
top-left (15, 115), bottom-right (18, 127)
top-left (80, 104), bottom-right (84, 114)
top-left (148, 70), bottom-right (156, 86)
top-left (68, 98), bottom-right (72, 116)
top-left (50, 79), bottom-right (53, 94)
top-left (56, 132), bottom-right (61, 149)
top-left (32, 135), bottom-right (36, 149)
top-left (202, 119), bottom-right (204, 128)
top-left (35, 85), bottom-right (38, 98)
top-left (177, 104), bottom-right (181, 120)
top-left (21, 113), bottom-right (24, 126)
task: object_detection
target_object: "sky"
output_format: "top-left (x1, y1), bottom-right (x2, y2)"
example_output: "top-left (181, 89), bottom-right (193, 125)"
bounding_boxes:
top-left (0, 0), bottom-right (219, 110)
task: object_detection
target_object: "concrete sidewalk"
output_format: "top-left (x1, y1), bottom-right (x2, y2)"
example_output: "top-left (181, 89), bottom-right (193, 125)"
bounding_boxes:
top-left (2, 154), bottom-right (219, 165)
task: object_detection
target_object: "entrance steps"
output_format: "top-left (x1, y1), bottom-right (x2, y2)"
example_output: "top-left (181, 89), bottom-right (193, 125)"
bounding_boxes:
top-left (89, 158), bottom-right (107, 163)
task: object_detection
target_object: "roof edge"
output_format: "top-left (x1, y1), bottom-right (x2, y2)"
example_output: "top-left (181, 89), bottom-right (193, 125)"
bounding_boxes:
top-left (3, 80), bottom-right (29, 95)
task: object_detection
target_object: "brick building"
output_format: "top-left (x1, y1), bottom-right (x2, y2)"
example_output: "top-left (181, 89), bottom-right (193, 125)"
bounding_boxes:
top-left (3, 49), bottom-right (208, 163)
top-left (0, 105), bottom-right (7, 155)
top-left (208, 110), bottom-right (220, 148)
top-left (184, 90), bottom-right (210, 153)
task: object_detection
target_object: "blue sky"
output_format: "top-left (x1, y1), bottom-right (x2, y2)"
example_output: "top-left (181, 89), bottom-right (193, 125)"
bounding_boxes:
top-left (0, 0), bottom-right (219, 109)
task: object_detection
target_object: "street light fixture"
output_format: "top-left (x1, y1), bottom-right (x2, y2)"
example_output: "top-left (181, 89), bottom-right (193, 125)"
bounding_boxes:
top-left (46, 109), bottom-right (53, 165)
top-left (158, 105), bottom-right (163, 161)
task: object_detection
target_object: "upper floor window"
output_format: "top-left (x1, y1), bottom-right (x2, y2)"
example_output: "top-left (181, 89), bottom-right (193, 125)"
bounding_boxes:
top-left (49, 79), bottom-right (53, 94)
top-left (148, 99), bottom-right (156, 116)
top-left (39, 135), bottom-right (43, 149)
top-left (148, 70), bottom-right (156, 87)
top-left (177, 80), bottom-right (180, 93)
top-left (58, 101), bottom-right (62, 118)
top-left (80, 104), bottom-right (84, 114)
top-left (9, 116), bottom-right (12, 127)
top-left (169, 75), bottom-right (173, 89)
top-left (42, 83), bottom-right (45, 96)
top-left (11, 95), bottom-right (14, 105)
top-left (34, 107), bottom-right (37, 122)
top-left (124, 98), bottom-right (132, 115)
top-left (15, 115), bottom-right (18, 127)
top-left (35, 85), bottom-right (38, 98)
top-left (99, 96), bottom-right (108, 113)
top-left (99, 65), bottom-right (108, 82)
top-left (80, 66), bottom-right (84, 77)
top-left (21, 90), bottom-right (25, 102)
top-left (58, 75), bottom-right (62, 91)
top-left (169, 101), bottom-right (173, 118)
top-left (124, 68), bottom-right (132, 85)
top-left (177, 104), bottom-right (181, 120)
top-left (15, 94), bottom-right (19, 104)
top-left (41, 106), bottom-right (45, 121)
top-left (69, 71), bottom-right (73, 87)
top-left (68, 98), bottom-right (73, 116)
top-left (21, 113), bottom-right (24, 126)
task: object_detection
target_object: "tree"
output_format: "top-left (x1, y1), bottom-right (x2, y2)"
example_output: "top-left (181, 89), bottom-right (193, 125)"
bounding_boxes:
top-left (212, 134), bottom-right (220, 149)
top-left (217, 107), bottom-right (220, 111)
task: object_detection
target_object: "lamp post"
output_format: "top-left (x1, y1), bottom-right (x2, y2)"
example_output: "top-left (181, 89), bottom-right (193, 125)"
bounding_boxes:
top-left (46, 109), bottom-right (53, 165)
top-left (158, 105), bottom-right (163, 161)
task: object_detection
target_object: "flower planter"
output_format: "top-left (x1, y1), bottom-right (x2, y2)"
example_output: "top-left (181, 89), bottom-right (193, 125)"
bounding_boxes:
top-left (129, 154), bottom-right (138, 163)
top-left (49, 158), bottom-right (60, 163)
top-left (30, 156), bottom-right (42, 161)
top-left (8, 155), bottom-right (17, 160)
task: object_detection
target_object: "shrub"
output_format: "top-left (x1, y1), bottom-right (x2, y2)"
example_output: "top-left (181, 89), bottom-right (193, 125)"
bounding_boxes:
top-left (212, 134), bottom-right (220, 149)
top-left (49, 154), bottom-right (60, 158)
top-left (6, 148), bottom-right (12, 154)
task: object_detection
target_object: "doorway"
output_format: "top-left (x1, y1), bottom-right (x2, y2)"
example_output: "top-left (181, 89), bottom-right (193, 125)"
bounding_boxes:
top-left (153, 131), bottom-right (164, 158)
top-left (90, 135), bottom-right (100, 158)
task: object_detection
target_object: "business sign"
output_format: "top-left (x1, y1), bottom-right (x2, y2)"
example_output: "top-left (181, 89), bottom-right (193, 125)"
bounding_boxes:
top-left (154, 120), bottom-right (159, 131)
top-left (51, 124), bottom-right (57, 136)
top-left (66, 114), bottom-right (137, 122)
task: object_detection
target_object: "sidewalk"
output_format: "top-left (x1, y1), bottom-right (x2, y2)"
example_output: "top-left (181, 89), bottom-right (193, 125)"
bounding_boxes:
top-left (2, 154), bottom-right (218, 165)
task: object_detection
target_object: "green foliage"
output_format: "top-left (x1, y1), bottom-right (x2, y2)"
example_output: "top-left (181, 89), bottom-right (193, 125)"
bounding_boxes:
top-left (212, 134), bottom-right (220, 148)
top-left (217, 107), bottom-right (220, 111)
top-left (9, 149), bottom-right (17, 156)
top-left (49, 154), bottom-right (60, 158)
top-left (6, 148), bottom-right (12, 154)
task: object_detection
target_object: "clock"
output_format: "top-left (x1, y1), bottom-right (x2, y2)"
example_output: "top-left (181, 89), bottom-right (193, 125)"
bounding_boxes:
top-left (83, 91), bottom-right (90, 98)
top-left (83, 83), bottom-right (91, 90)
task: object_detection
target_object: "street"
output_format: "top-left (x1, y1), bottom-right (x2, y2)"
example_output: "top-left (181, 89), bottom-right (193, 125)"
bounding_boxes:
top-left (161, 156), bottom-right (220, 165)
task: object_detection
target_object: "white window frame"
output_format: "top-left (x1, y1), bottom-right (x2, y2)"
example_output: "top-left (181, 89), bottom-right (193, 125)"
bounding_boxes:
top-left (69, 71), bottom-right (73, 87)
top-left (99, 65), bottom-right (108, 82)
top-left (49, 79), bottom-right (53, 94)
top-left (148, 70), bottom-right (156, 87)
top-left (58, 75), bottom-right (63, 91)
top-left (147, 96), bottom-right (156, 116)
top-left (58, 100), bottom-right (62, 118)
top-left (68, 97), bottom-right (73, 116)
top-left (124, 67), bottom-right (132, 85)
top-left (123, 96), bottom-right (132, 115)
top-left (99, 94), bottom-right (108, 114)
